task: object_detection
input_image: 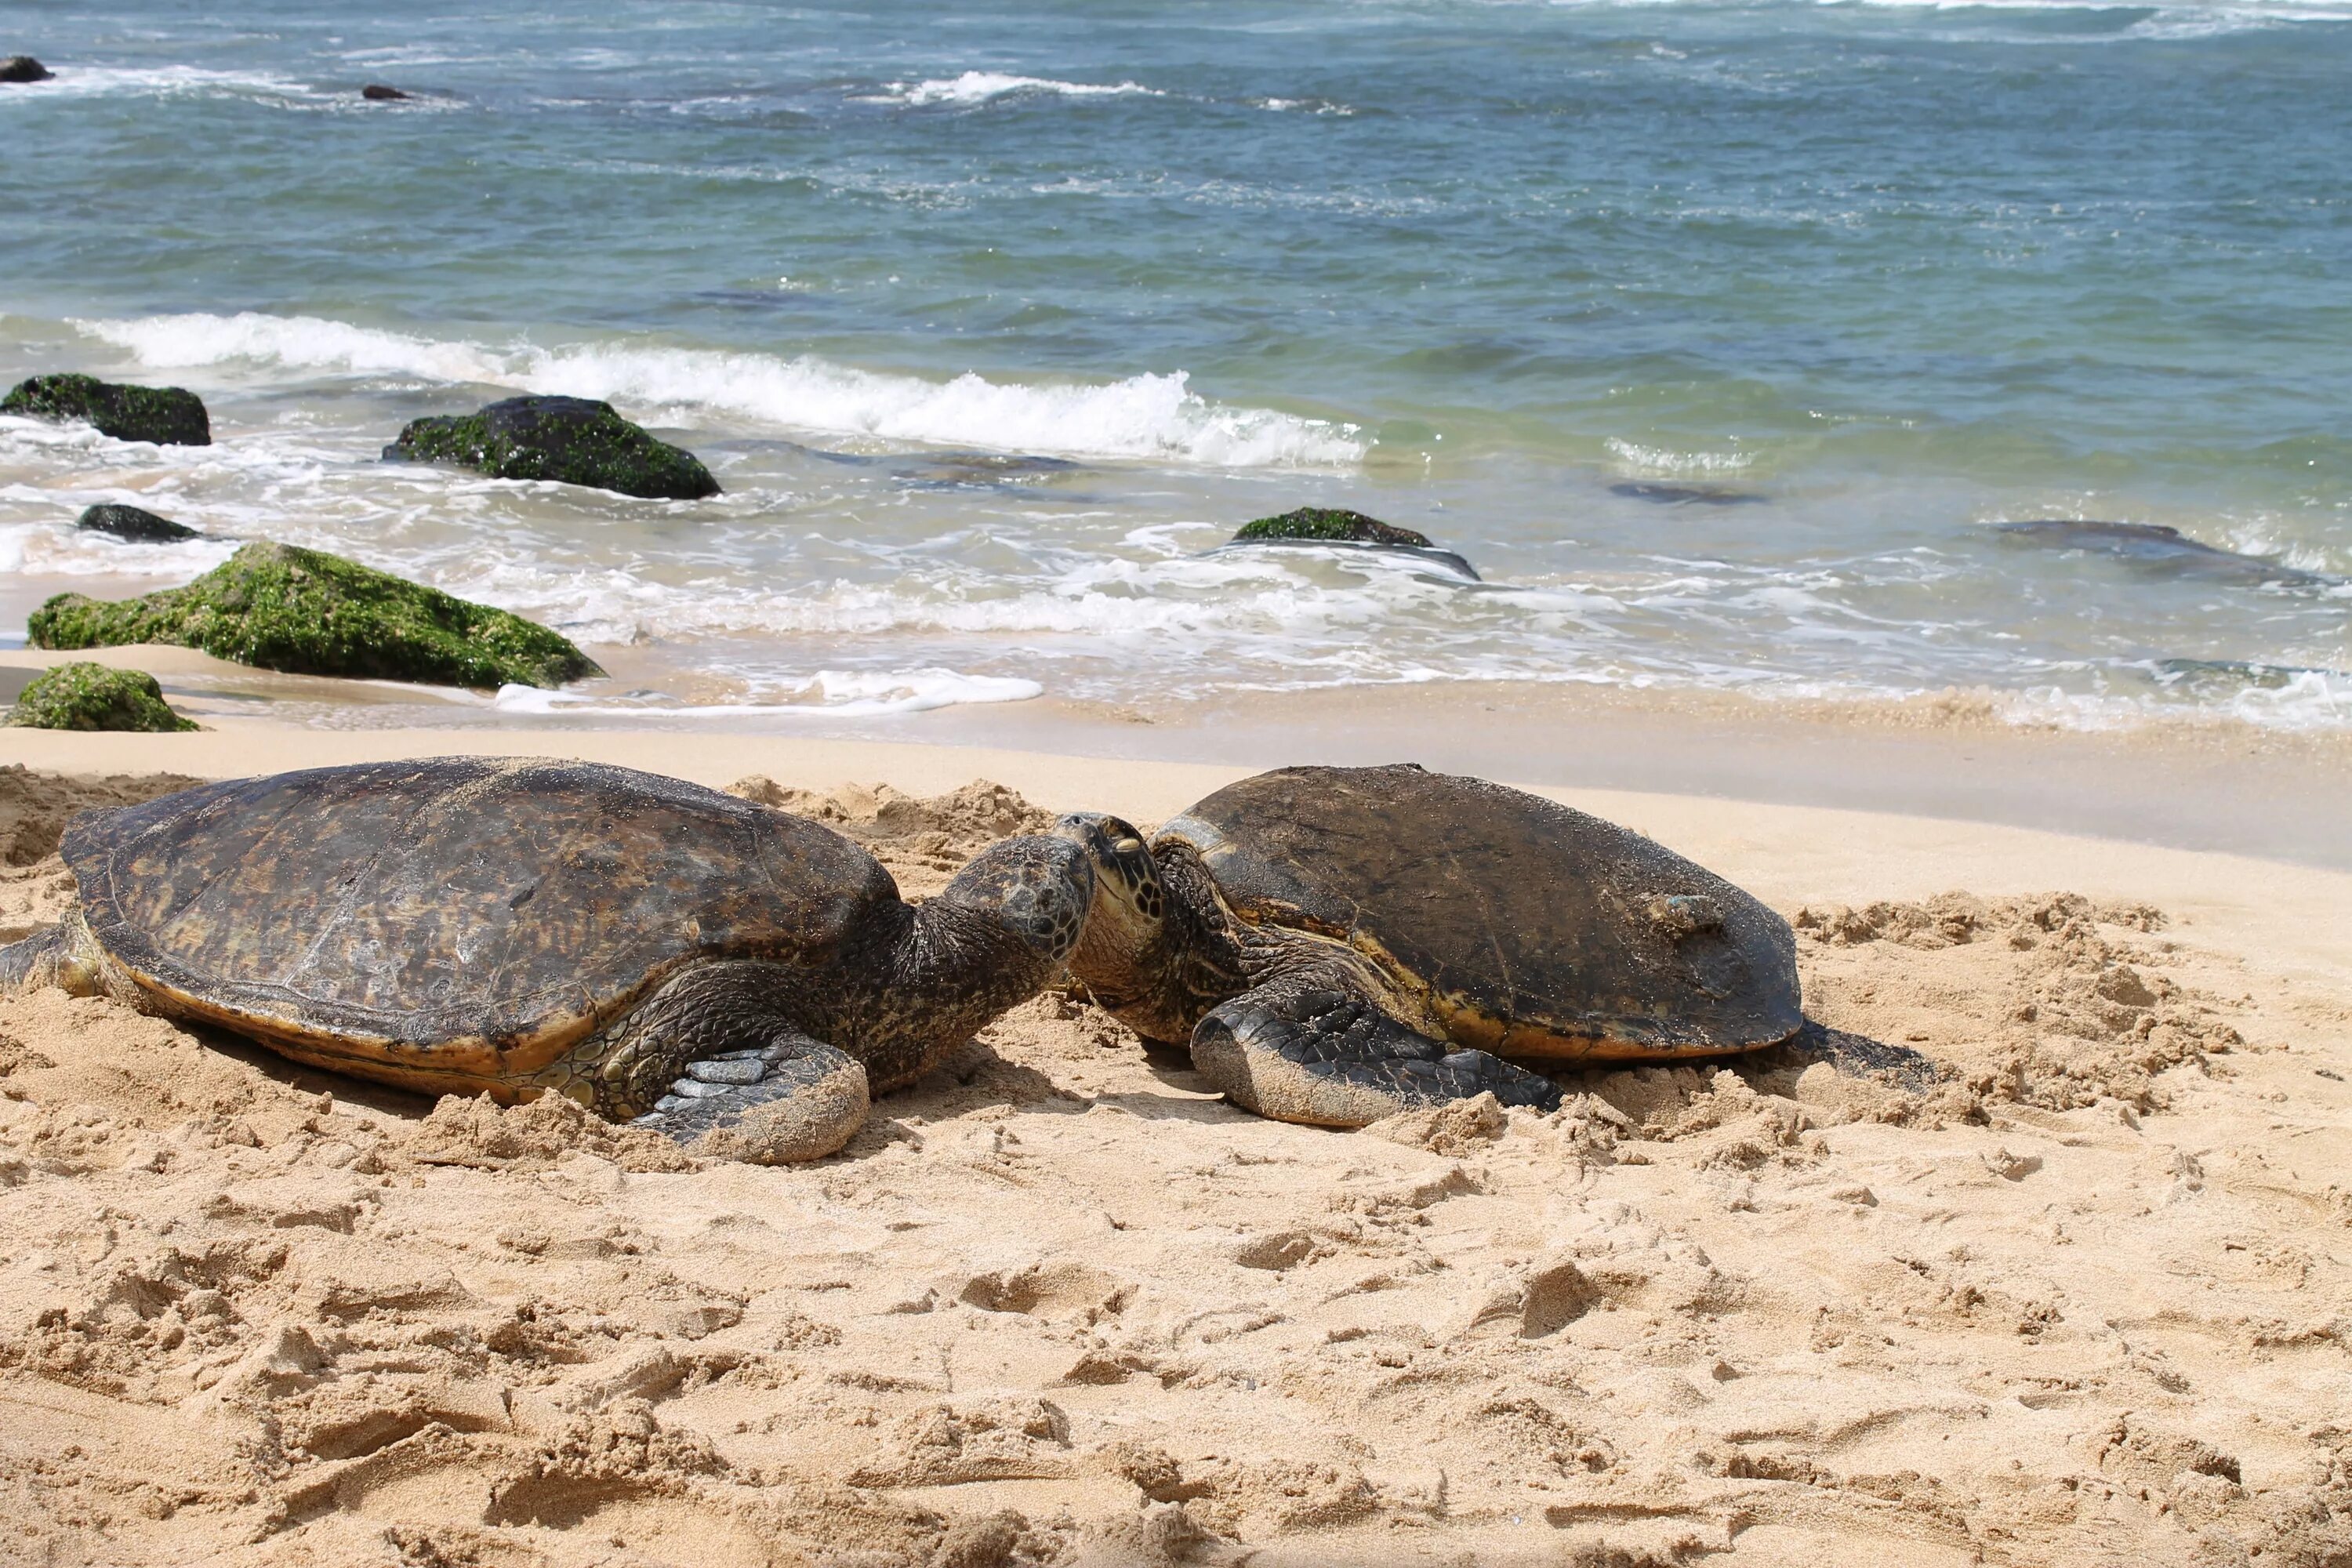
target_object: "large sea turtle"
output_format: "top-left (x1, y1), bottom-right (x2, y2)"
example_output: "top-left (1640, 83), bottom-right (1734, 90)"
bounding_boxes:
top-left (1057, 764), bottom-right (1803, 1127)
top-left (0, 757), bottom-right (1094, 1162)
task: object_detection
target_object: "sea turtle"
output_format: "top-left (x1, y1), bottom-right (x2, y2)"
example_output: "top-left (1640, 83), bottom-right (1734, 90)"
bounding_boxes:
top-left (1057, 764), bottom-right (1802, 1127)
top-left (0, 757), bottom-right (1095, 1162)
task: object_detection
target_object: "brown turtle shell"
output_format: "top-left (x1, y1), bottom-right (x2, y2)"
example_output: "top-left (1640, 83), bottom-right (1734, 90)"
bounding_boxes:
top-left (63, 757), bottom-right (902, 1086)
top-left (1156, 764), bottom-right (1800, 1061)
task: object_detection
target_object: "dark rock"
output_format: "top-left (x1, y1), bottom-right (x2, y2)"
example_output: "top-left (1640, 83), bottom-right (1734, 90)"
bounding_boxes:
top-left (5, 663), bottom-right (196, 734)
top-left (28, 541), bottom-right (604, 690)
top-left (361, 82), bottom-right (409, 100)
top-left (385, 394), bottom-right (720, 501)
top-left (2, 374), bottom-right (210, 446)
top-left (1610, 482), bottom-right (1767, 506)
top-left (76, 503), bottom-right (202, 543)
top-left (0, 56), bottom-right (53, 84)
top-left (1224, 507), bottom-right (1480, 580)
top-left (893, 450), bottom-right (1083, 490)
top-left (1992, 521), bottom-right (2336, 589)
top-left (1234, 507), bottom-right (1434, 548)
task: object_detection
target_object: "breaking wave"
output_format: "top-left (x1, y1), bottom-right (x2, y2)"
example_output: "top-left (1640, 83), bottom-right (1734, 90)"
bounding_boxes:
top-left (71, 312), bottom-right (1363, 468)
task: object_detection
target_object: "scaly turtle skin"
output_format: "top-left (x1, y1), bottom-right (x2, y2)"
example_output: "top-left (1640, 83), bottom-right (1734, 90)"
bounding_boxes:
top-left (0, 757), bottom-right (1094, 1162)
top-left (1058, 764), bottom-right (1802, 1128)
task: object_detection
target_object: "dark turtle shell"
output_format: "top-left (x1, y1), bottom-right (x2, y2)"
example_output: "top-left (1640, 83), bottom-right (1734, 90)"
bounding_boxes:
top-left (1156, 764), bottom-right (1800, 1061)
top-left (63, 757), bottom-right (901, 1088)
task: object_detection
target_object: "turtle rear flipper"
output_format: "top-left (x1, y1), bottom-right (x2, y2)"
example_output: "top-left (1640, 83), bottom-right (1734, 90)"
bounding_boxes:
top-left (633, 1032), bottom-right (870, 1163)
top-left (1192, 972), bottom-right (1560, 1129)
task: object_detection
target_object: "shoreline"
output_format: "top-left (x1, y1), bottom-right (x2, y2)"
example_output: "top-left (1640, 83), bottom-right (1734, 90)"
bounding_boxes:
top-left (6, 641), bottom-right (2350, 871)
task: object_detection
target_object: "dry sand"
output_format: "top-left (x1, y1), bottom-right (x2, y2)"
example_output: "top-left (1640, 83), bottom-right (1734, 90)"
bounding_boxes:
top-left (0, 736), bottom-right (2347, 1568)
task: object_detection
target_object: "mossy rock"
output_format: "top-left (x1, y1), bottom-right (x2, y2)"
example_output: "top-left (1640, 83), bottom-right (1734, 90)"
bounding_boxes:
top-left (78, 503), bottom-right (203, 543)
top-left (1227, 507), bottom-right (1479, 579)
top-left (5, 663), bottom-right (197, 733)
top-left (0, 56), bottom-right (54, 85)
top-left (385, 394), bottom-right (720, 500)
top-left (1232, 508), bottom-right (1437, 547)
top-left (2, 373), bottom-right (210, 446)
top-left (27, 542), bottom-right (604, 690)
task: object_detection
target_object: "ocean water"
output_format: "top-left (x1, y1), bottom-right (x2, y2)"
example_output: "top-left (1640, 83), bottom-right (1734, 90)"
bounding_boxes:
top-left (2, 0), bottom-right (2348, 730)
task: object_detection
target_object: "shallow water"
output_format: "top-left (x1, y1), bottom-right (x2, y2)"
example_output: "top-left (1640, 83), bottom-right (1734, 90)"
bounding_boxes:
top-left (3, 0), bottom-right (2347, 730)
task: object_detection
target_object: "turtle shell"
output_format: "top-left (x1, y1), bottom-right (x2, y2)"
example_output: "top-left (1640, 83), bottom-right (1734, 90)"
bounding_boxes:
top-left (62, 757), bottom-right (900, 1093)
top-left (1155, 764), bottom-right (1800, 1060)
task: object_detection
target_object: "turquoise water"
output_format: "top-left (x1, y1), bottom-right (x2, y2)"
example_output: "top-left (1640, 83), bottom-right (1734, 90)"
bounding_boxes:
top-left (2, 0), bottom-right (2347, 727)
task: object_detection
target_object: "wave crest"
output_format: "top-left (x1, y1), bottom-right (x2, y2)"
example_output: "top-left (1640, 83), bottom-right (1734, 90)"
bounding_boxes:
top-left (71, 311), bottom-right (1362, 468)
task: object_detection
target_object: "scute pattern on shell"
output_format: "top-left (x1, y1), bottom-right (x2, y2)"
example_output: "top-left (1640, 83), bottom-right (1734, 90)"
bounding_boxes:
top-left (1157, 764), bottom-right (1802, 1058)
top-left (63, 757), bottom-right (900, 1080)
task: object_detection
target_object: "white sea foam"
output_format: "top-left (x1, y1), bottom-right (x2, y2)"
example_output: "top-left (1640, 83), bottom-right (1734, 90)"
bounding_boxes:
top-left (491, 668), bottom-right (1042, 718)
top-left (877, 72), bottom-right (1164, 107)
top-left (72, 312), bottom-right (1363, 468)
top-left (1603, 437), bottom-right (1759, 475)
top-left (0, 65), bottom-right (328, 107)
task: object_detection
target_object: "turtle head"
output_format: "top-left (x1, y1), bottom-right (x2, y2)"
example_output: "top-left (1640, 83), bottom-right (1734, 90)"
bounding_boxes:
top-left (933, 833), bottom-right (1098, 967)
top-left (1054, 813), bottom-right (1173, 1001)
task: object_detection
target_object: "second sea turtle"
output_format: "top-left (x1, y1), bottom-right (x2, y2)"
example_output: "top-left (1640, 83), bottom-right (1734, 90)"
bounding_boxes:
top-left (1057, 764), bottom-right (1802, 1127)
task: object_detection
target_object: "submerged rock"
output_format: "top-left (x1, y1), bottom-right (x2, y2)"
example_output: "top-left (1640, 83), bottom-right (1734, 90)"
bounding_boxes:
top-left (1992, 520), bottom-right (2336, 589)
top-left (76, 503), bottom-right (202, 543)
top-left (1610, 481), bottom-right (1766, 506)
top-left (361, 82), bottom-right (410, 100)
top-left (27, 541), bottom-right (603, 690)
top-left (385, 394), bottom-right (720, 500)
top-left (1225, 506), bottom-right (1480, 579)
top-left (5, 663), bottom-right (197, 733)
top-left (2, 373), bottom-right (211, 446)
top-left (0, 56), bottom-right (53, 84)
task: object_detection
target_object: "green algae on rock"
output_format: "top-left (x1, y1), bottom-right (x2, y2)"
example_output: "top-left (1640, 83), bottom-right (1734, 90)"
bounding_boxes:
top-left (1, 374), bottom-right (211, 446)
top-left (1232, 508), bottom-right (1438, 548)
top-left (27, 542), bottom-right (604, 690)
top-left (1226, 507), bottom-right (1481, 580)
top-left (5, 663), bottom-right (198, 733)
top-left (385, 394), bottom-right (720, 500)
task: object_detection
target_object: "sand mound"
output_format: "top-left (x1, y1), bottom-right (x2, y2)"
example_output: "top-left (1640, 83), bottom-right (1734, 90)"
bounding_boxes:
top-left (0, 766), bottom-right (208, 946)
top-left (1792, 891), bottom-right (2247, 1112)
top-left (729, 776), bottom-right (1058, 897)
top-left (2, 781), bottom-right (2348, 1565)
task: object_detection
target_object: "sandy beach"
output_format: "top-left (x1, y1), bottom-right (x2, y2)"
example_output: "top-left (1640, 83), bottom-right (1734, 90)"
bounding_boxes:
top-left (2, 673), bottom-right (2347, 1568)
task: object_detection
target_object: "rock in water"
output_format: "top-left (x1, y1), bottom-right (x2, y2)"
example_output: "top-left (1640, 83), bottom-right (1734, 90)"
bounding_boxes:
top-left (1225, 506), bottom-right (1481, 580)
top-left (0, 56), bottom-right (53, 84)
top-left (4, 664), bottom-right (197, 733)
top-left (27, 541), bottom-right (604, 690)
top-left (361, 82), bottom-right (410, 100)
top-left (1991, 520), bottom-right (2338, 589)
top-left (385, 394), bottom-right (720, 500)
top-left (1234, 507), bottom-right (1436, 548)
top-left (76, 503), bottom-right (202, 543)
top-left (2, 374), bottom-right (210, 446)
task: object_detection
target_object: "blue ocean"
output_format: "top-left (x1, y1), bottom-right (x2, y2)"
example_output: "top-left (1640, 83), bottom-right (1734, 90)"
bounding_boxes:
top-left (3, 0), bottom-right (2347, 728)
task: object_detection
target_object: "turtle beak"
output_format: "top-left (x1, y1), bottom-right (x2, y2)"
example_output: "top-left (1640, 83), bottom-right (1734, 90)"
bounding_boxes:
top-left (1054, 812), bottom-right (1147, 862)
top-left (1055, 813), bottom-right (1165, 985)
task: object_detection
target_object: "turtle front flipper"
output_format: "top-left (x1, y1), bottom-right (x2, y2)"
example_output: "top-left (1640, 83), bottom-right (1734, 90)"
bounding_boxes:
top-left (586, 960), bottom-right (873, 1163)
top-left (1192, 973), bottom-right (1562, 1129)
top-left (632, 1032), bottom-right (871, 1164)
